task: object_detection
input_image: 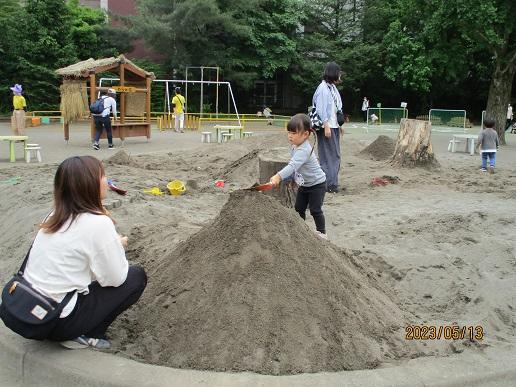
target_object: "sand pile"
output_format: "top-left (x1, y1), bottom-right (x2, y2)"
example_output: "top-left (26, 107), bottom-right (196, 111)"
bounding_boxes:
top-left (114, 191), bottom-right (414, 374)
top-left (359, 135), bottom-right (396, 160)
top-left (105, 149), bottom-right (139, 167)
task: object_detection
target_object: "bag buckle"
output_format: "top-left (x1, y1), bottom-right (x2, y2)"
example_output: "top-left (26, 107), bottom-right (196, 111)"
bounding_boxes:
top-left (8, 282), bottom-right (18, 294)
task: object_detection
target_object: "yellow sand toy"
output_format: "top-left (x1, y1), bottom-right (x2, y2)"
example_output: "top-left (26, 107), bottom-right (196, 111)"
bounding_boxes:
top-left (143, 187), bottom-right (164, 196)
top-left (167, 180), bottom-right (186, 196)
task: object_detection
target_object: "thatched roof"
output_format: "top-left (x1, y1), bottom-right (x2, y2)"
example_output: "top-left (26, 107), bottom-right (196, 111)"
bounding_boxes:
top-left (56, 55), bottom-right (155, 80)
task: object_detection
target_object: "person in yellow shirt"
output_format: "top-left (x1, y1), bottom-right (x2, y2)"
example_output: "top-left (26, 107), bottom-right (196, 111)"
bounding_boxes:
top-left (171, 87), bottom-right (186, 133)
top-left (10, 84), bottom-right (26, 135)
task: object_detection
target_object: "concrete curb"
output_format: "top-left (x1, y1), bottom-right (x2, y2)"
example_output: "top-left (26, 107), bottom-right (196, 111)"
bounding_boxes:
top-left (1, 328), bottom-right (515, 386)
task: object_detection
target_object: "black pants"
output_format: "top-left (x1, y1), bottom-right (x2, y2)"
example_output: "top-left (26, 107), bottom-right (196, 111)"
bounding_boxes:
top-left (505, 119), bottom-right (514, 132)
top-left (94, 115), bottom-right (113, 145)
top-left (295, 182), bottom-right (326, 233)
top-left (48, 265), bottom-right (147, 341)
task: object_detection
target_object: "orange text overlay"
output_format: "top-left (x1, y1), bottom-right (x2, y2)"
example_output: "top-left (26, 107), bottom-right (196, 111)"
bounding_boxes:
top-left (405, 325), bottom-right (484, 341)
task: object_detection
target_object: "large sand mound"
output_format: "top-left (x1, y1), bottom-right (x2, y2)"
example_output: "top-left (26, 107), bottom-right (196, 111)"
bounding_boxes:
top-left (114, 191), bottom-right (414, 374)
top-left (359, 135), bottom-right (396, 160)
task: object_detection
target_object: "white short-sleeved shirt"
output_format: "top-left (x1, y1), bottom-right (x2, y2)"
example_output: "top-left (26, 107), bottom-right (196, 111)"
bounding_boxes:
top-left (24, 213), bottom-right (128, 317)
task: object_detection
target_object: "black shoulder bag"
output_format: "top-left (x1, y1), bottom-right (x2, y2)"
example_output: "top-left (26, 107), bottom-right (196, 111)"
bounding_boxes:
top-left (0, 243), bottom-right (75, 340)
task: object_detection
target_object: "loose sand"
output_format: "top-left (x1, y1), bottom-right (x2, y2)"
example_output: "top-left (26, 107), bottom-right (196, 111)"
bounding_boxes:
top-left (359, 135), bottom-right (396, 160)
top-left (1, 123), bottom-right (516, 376)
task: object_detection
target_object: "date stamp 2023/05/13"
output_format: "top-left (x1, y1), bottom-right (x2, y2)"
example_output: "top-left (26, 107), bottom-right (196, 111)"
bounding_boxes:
top-left (405, 325), bottom-right (484, 341)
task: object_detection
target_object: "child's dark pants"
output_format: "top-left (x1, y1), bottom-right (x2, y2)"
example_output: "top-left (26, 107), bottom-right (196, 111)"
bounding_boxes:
top-left (295, 181), bottom-right (326, 233)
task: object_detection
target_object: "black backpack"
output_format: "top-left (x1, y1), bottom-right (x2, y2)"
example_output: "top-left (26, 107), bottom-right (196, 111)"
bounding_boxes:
top-left (90, 97), bottom-right (105, 114)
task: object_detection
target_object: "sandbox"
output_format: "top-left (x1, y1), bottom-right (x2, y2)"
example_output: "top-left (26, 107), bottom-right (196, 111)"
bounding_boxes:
top-left (1, 130), bottom-right (516, 384)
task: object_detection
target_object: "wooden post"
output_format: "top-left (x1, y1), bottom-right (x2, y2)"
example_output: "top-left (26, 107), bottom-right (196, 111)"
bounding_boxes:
top-left (89, 73), bottom-right (96, 141)
top-left (64, 122), bottom-right (69, 142)
top-left (146, 75), bottom-right (151, 139)
top-left (120, 63), bottom-right (125, 124)
top-left (145, 76), bottom-right (151, 124)
top-left (391, 118), bottom-right (439, 168)
top-left (259, 148), bottom-right (297, 208)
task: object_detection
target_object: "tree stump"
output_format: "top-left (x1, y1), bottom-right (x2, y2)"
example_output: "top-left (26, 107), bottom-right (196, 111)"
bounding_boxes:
top-left (258, 148), bottom-right (297, 208)
top-left (391, 118), bottom-right (439, 168)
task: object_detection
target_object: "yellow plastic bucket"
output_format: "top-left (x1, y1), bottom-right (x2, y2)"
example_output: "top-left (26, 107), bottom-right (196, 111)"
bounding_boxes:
top-left (167, 180), bottom-right (186, 196)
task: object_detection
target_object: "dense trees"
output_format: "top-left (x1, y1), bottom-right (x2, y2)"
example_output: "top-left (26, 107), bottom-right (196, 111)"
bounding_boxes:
top-left (1, 0), bottom-right (514, 128)
top-left (380, 0), bottom-right (515, 142)
top-left (0, 0), bottom-right (129, 112)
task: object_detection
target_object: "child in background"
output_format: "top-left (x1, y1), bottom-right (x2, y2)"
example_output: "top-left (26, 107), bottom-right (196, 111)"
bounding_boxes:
top-left (476, 118), bottom-right (499, 174)
top-left (10, 84), bottom-right (26, 135)
top-left (270, 114), bottom-right (328, 239)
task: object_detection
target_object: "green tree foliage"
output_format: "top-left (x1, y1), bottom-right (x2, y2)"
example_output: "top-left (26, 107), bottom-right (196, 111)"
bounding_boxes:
top-left (380, 0), bottom-right (515, 141)
top-left (134, 0), bottom-right (302, 89)
top-left (0, 0), bottom-right (128, 113)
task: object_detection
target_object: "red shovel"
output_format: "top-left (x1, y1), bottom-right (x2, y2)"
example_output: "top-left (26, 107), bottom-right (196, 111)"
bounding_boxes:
top-left (244, 182), bottom-right (274, 192)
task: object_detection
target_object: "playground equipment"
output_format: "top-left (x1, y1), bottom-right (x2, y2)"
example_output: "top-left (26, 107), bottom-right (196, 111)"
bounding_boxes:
top-left (56, 55), bottom-right (155, 142)
top-left (367, 107), bottom-right (408, 126)
top-left (98, 76), bottom-right (241, 131)
top-left (185, 66), bottom-right (221, 115)
top-left (428, 109), bottom-right (467, 131)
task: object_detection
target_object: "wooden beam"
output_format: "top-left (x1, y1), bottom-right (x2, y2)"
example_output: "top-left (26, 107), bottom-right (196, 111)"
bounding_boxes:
top-left (120, 63), bottom-right (125, 124)
top-left (122, 63), bottom-right (148, 79)
top-left (146, 76), bottom-right (151, 124)
top-left (89, 73), bottom-right (96, 141)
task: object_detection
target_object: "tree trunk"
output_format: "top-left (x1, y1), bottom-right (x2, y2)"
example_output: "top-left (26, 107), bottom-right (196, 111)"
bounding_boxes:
top-left (391, 119), bottom-right (439, 168)
top-left (258, 148), bottom-right (297, 208)
top-left (485, 62), bottom-right (516, 145)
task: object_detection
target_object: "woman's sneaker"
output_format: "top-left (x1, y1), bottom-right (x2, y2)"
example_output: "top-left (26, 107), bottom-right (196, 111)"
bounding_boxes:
top-left (60, 335), bottom-right (111, 350)
top-left (489, 166), bottom-right (495, 174)
top-left (93, 143), bottom-right (100, 150)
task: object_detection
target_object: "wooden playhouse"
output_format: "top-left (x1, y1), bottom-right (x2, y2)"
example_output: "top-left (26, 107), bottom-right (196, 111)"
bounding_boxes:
top-left (56, 55), bottom-right (155, 142)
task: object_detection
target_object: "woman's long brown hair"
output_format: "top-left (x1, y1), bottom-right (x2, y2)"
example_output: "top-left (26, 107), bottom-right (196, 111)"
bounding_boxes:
top-left (41, 156), bottom-right (108, 233)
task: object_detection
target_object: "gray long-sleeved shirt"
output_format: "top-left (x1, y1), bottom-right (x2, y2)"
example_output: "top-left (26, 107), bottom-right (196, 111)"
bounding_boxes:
top-left (277, 140), bottom-right (326, 187)
top-left (477, 128), bottom-right (499, 152)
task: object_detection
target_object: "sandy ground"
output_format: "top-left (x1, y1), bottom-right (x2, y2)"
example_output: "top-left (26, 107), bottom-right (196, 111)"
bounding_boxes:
top-left (1, 121), bottom-right (516, 374)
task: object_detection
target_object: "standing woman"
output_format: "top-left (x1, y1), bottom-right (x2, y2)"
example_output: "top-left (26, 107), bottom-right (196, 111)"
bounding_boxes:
top-left (10, 84), bottom-right (26, 135)
top-left (21, 156), bottom-right (146, 349)
top-left (312, 62), bottom-right (343, 193)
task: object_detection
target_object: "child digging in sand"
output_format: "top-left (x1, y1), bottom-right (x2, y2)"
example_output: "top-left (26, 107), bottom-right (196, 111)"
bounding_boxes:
top-left (476, 117), bottom-right (499, 174)
top-left (270, 113), bottom-right (328, 239)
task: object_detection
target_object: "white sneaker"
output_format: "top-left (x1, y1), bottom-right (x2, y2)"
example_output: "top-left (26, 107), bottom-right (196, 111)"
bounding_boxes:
top-left (60, 335), bottom-right (111, 350)
top-left (315, 231), bottom-right (328, 240)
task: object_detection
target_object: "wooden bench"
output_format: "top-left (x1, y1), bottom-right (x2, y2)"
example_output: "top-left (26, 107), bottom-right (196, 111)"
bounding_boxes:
top-left (449, 117), bottom-right (473, 128)
top-left (94, 122), bottom-right (151, 144)
top-left (416, 115), bottom-right (443, 125)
